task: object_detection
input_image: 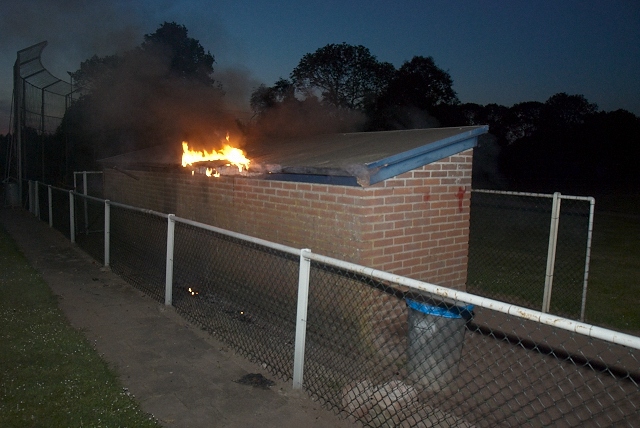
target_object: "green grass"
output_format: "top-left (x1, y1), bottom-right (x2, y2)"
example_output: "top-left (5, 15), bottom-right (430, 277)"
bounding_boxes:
top-left (467, 193), bottom-right (640, 334)
top-left (585, 210), bottom-right (640, 334)
top-left (0, 226), bottom-right (160, 428)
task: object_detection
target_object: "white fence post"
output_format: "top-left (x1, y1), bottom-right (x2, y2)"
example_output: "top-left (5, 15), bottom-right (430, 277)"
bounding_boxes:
top-left (47, 185), bottom-right (53, 227)
top-left (69, 190), bottom-right (75, 243)
top-left (165, 214), bottom-right (175, 306)
top-left (293, 248), bottom-right (312, 390)
top-left (83, 171), bottom-right (89, 234)
top-left (35, 181), bottom-right (40, 219)
top-left (542, 192), bottom-right (561, 313)
top-left (580, 197), bottom-right (596, 322)
top-left (28, 180), bottom-right (33, 214)
top-left (104, 200), bottom-right (111, 267)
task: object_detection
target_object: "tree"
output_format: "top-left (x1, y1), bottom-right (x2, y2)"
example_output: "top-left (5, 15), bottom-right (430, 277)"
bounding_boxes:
top-left (71, 22), bottom-right (216, 93)
top-left (62, 22), bottom-right (236, 171)
top-left (543, 92), bottom-right (598, 128)
top-left (369, 55), bottom-right (459, 130)
top-left (70, 54), bottom-right (123, 95)
top-left (502, 101), bottom-right (545, 144)
top-left (250, 78), bottom-right (295, 117)
top-left (290, 43), bottom-right (395, 111)
top-left (140, 22), bottom-right (216, 85)
top-left (384, 56), bottom-right (458, 111)
top-left (498, 93), bottom-right (603, 193)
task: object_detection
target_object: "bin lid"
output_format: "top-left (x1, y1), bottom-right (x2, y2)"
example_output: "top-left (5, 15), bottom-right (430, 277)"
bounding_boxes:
top-left (406, 299), bottom-right (474, 319)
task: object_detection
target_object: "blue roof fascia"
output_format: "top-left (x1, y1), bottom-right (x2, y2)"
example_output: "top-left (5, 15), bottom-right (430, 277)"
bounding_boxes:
top-left (265, 173), bottom-right (359, 186)
top-left (366, 126), bottom-right (488, 185)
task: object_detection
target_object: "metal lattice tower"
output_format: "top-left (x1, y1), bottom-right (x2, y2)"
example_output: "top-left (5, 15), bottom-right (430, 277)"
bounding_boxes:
top-left (8, 41), bottom-right (74, 201)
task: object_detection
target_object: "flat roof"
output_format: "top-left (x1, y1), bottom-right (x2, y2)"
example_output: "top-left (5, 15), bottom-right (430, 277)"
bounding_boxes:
top-left (99, 125), bottom-right (488, 186)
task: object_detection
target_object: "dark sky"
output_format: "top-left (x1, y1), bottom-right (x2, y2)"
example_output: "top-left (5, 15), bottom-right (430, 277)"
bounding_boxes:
top-left (1, 0), bottom-right (639, 134)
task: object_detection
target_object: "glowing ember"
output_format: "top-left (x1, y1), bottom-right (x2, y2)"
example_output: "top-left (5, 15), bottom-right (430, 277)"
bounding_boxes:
top-left (181, 133), bottom-right (251, 174)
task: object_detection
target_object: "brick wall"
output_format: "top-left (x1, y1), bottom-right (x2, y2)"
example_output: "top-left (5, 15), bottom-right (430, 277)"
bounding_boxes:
top-left (104, 149), bottom-right (473, 290)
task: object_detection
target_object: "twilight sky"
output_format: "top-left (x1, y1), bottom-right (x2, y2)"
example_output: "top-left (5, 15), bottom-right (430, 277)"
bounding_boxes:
top-left (1, 0), bottom-right (639, 134)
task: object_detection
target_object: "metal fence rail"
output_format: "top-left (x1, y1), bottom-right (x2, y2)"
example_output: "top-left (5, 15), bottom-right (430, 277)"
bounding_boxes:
top-left (171, 218), bottom-right (301, 378)
top-left (468, 189), bottom-right (595, 321)
top-left (29, 180), bottom-right (639, 427)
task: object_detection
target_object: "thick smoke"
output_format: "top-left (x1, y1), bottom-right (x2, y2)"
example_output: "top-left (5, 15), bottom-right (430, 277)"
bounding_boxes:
top-left (247, 98), bottom-right (367, 141)
top-left (78, 47), bottom-right (246, 159)
top-left (0, 1), bottom-right (145, 135)
top-left (1, 1), bottom-right (143, 70)
top-left (1, 0), bottom-right (366, 152)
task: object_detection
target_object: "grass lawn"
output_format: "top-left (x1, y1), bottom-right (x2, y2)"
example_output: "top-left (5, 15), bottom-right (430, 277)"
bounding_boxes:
top-left (0, 226), bottom-right (160, 427)
top-left (585, 209), bottom-right (640, 334)
top-left (467, 192), bottom-right (640, 334)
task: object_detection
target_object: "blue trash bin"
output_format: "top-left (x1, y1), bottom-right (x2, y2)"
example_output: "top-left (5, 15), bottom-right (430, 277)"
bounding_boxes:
top-left (406, 298), bottom-right (473, 391)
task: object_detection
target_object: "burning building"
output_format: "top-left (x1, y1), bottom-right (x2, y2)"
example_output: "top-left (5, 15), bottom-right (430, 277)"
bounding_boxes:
top-left (99, 125), bottom-right (487, 290)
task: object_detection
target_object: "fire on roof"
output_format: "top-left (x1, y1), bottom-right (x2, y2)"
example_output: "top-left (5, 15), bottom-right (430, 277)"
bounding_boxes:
top-left (98, 126), bottom-right (488, 187)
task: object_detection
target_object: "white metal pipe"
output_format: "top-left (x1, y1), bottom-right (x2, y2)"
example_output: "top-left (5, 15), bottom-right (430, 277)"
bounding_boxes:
top-left (542, 192), bottom-right (562, 313)
top-left (28, 180), bottom-right (33, 214)
top-left (70, 192), bottom-right (103, 203)
top-left (165, 214), bottom-right (175, 306)
top-left (35, 181), bottom-right (40, 220)
top-left (472, 189), bottom-right (594, 203)
top-left (69, 190), bottom-right (75, 243)
top-left (303, 251), bottom-right (640, 351)
top-left (104, 200), bottom-right (111, 267)
top-left (83, 171), bottom-right (89, 234)
top-left (107, 200), bottom-right (169, 218)
top-left (47, 185), bottom-right (52, 228)
top-left (580, 197), bottom-right (596, 322)
top-left (293, 249), bottom-right (312, 390)
top-left (472, 188), bottom-right (555, 199)
top-left (30, 184), bottom-right (640, 352)
top-left (173, 215), bottom-right (300, 257)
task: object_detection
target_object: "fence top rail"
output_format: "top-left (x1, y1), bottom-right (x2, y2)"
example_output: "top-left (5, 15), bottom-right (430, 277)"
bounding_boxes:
top-left (472, 188), bottom-right (595, 202)
top-left (106, 200), bottom-right (170, 219)
top-left (560, 194), bottom-right (596, 203)
top-left (45, 183), bottom-right (73, 193)
top-left (30, 179), bottom-right (636, 350)
top-left (173, 215), bottom-right (301, 257)
top-left (304, 250), bottom-right (640, 351)
top-left (71, 191), bottom-right (104, 204)
top-left (73, 171), bottom-right (104, 175)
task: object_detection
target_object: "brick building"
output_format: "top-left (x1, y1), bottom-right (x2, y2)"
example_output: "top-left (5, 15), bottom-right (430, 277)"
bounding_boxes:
top-left (100, 125), bottom-right (487, 290)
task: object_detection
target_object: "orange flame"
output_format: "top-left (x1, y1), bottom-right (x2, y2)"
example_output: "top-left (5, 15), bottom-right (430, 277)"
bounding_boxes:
top-left (181, 134), bottom-right (250, 173)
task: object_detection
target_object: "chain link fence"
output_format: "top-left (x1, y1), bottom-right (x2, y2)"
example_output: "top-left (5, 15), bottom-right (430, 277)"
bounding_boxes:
top-left (108, 204), bottom-right (168, 303)
top-left (7, 42), bottom-right (74, 198)
top-left (29, 181), bottom-right (71, 239)
top-left (29, 181), bottom-right (639, 427)
top-left (468, 190), bottom-right (594, 321)
top-left (172, 220), bottom-right (301, 378)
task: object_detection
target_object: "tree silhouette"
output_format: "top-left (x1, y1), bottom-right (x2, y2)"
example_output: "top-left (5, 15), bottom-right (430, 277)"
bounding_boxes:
top-left (290, 43), bottom-right (395, 111)
top-left (369, 56), bottom-right (459, 130)
top-left (62, 21), bottom-right (236, 173)
top-left (250, 78), bottom-right (295, 117)
top-left (140, 22), bottom-right (216, 85)
top-left (386, 56), bottom-right (458, 110)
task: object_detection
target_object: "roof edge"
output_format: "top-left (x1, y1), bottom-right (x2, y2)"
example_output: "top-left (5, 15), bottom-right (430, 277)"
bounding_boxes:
top-left (364, 125), bottom-right (488, 186)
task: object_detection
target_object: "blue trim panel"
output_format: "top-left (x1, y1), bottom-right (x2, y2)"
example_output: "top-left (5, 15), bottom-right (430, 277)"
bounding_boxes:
top-left (265, 173), bottom-right (359, 186)
top-left (366, 126), bottom-right (487, 170)
top-left (368, 137), bottom-right (478, 185)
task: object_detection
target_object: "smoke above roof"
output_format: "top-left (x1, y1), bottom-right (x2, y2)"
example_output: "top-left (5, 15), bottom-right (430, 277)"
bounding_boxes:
top-left (1, 1), bottom-right (366, 151)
